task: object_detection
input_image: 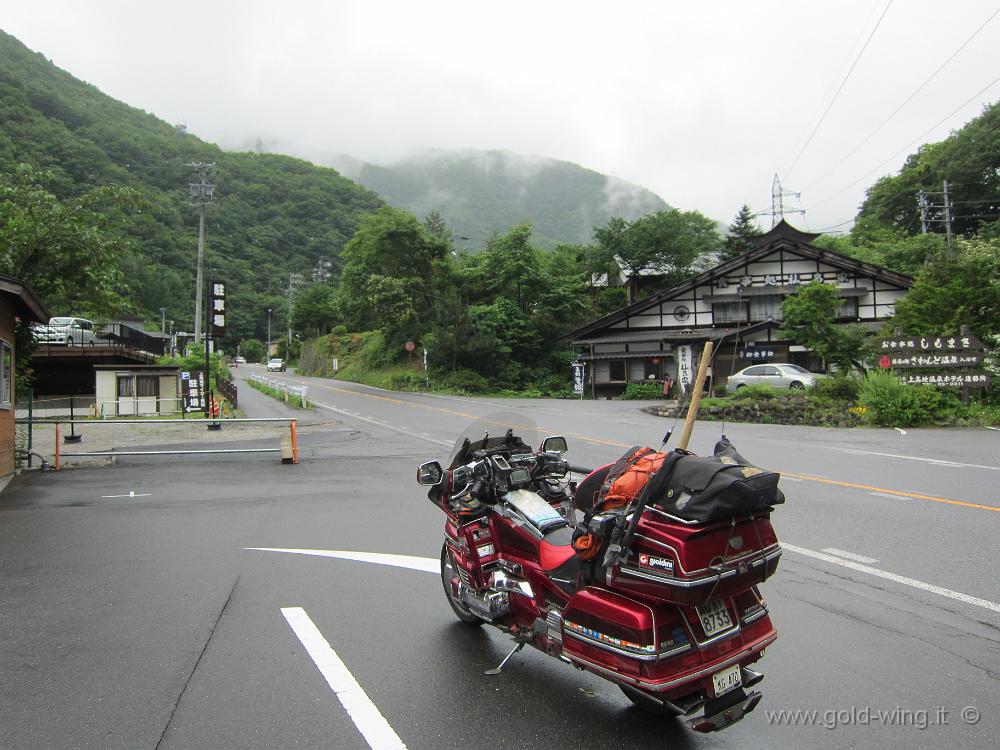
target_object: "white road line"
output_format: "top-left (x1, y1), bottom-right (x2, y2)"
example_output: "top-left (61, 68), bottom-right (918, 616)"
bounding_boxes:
top-left (780, 477), bottom-right (804, 482)
top-left (824, 446), bottom-right (999, 472)
top-left (251, 546), bottom-right (1000, 614)
top-left (986, 426), bottom-right (1000, 431)
top-left (101, 490), bottom-right (151, 498)
top-left (821, 547), bottom-right (880, 564)
top-left (782, 543), bottom-right (1000, 614)
top-left (281, 607), bottom-right (407, 750)
top-left (247, 548), bottom-right (439, 573)
top-left (894, 427), bottom-right (907, 435)
top-left (310, 401), bottom-right (449, 448)
top-left (869, 491), bottom-right (902, 500)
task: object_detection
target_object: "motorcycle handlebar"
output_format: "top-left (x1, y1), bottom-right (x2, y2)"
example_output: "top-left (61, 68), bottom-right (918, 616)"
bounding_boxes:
top-left (567, 464), bottom-right (594, 475)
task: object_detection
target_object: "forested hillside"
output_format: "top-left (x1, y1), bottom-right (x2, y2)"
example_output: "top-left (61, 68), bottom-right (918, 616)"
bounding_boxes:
top-left (330, 150), bottom-right (670, 248)
top-left (0, 29), bottom-right (383, 346)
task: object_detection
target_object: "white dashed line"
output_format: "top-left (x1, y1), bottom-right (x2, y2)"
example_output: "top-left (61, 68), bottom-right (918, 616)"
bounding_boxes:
top-left (821, 547), bottom-right (880, 564)
top-left (254, 546), bottom-right (1000, 614)
top-left (282, 607), bottom-right (407, 750)
top-left (101, 490), bottom-right (151, 498)
top-left (782, 543), bottom-right (1000, 613)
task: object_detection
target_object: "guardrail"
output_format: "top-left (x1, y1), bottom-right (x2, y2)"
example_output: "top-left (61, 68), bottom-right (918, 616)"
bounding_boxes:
top-left (44, 417), bottom-right (299, 470)
top-left (248, 374), bottom-right (309, 407)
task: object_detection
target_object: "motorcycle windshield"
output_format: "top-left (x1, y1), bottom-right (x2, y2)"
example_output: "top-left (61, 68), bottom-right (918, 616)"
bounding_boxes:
top-left (447, 412), bottom-right (539, 469)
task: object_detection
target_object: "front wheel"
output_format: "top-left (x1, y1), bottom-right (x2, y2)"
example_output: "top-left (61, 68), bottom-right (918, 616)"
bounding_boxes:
top-left (440, 543), bottom-right (483, 626)
top-left (789, 381), bottom-right (804, 390)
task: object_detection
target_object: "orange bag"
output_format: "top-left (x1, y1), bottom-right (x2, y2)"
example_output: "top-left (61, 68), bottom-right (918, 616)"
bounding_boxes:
top-left (600, 448), bottom-right (667, 509)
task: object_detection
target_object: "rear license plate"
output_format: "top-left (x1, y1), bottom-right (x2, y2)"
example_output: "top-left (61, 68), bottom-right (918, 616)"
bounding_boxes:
top-left (711, 664), bottom-right (742, 696)
top-left (696, 599), bottom-right (734, 636)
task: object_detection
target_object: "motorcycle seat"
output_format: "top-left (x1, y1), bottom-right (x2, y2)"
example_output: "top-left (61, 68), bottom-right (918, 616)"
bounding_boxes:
top-left (574, 465), bottom-right (611, 513)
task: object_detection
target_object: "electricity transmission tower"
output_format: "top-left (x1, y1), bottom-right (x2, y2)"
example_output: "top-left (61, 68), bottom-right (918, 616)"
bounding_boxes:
top-left (758, 174), bottom-right (805, 227)
top-left (188, 163), bottom-right (216, 344)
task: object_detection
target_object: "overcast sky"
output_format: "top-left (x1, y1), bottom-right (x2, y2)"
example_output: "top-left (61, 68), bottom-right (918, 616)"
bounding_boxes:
top-left (4, 1), bottom-right (999, 232)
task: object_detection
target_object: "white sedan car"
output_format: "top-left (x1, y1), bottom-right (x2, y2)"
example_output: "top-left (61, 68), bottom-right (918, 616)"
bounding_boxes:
top-left (267, 358), bottom-right (285, 372)
top-left (726, 363), bottom-right (823, 393)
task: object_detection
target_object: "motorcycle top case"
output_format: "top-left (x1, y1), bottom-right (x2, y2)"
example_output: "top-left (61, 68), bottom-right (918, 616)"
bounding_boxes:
top-left (640, 437), bottom-right (785, 525)
top-left (610, 511), bottom-right (781, 606)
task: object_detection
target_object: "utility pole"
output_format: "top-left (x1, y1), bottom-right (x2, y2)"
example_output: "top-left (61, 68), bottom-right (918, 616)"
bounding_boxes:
top-left (917, 191), bottom-right (930, 233)
top-left (287, 272), bottom-right (304, 350)
top-left (160, 307), bottom-right (167, 335)
top-left (187, 163), bottom-right (215, 344)
top-left (267, 308), bottom-right (272, 358)
top-left (942, 180), bottom-right (954, 251)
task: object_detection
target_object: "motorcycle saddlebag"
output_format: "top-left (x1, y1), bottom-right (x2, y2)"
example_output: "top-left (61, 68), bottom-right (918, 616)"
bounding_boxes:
top-left (651, 438), bottom-right (784, 524)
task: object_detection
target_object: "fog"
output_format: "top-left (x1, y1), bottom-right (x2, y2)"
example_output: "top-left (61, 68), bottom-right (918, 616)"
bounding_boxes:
top-left (4, 0), bottom-right (999, 231)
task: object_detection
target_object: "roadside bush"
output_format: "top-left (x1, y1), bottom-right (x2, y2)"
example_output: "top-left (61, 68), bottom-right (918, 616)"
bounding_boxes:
top-left (332, 324), bottom-right (348, 335)
top-left (621, 382), bottom-right (663, 400)
top-left (713, 384), bottom-right (727, 397)
top-left (360, 330), bottom-right (398, 369)
top-left (811, 374), bottom-right (861, 404)
top-left (391, 372), bottom-right (426, 391)
top-left (437, 368), bottom-right (490, 394)
top-left (728, 384), bottom-right (780, 401)
top-left (858, 370), bottom-right (952, 427)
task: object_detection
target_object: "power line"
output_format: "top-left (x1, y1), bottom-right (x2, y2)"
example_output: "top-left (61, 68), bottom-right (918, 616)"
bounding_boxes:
top-left (784, 0), bottom-right (894, 180)
top-left (803, 5), bottom-right (1000, 192)
top-left (807, 72), bottom-right (1000, 210)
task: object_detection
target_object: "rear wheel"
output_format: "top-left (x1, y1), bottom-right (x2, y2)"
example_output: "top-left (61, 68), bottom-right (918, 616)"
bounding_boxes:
top-left (789, 381), bottom-right (804, 390)
top-left (440, 543), bottom-right (483, 626)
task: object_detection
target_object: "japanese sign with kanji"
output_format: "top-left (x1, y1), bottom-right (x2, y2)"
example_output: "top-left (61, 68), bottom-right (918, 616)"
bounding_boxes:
top-left (181, 370), bottom-right (205, 413)
top-left (208, 280), bottom-right (226, 338)
top-left (884, 353), bottom-right (982, 369)
top-left (738, 348), bottom-right (776, 362)
top-left (901, 373), bottom-right (989, 388)
top-left (877, 335), bottom-right (984, 351)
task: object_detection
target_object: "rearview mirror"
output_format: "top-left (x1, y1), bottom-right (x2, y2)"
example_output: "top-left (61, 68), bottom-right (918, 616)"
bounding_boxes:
top-left (541, 436), bottom-right (568, 454)
top-left (416, 461), bottom-right (444, 486)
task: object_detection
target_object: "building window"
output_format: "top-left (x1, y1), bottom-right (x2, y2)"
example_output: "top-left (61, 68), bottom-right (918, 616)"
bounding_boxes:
top-left (609, 360), bottom-right (627, 382)
top-left (1, 340), bottom-right (12, 408)
top-left (136, 376), bottom-right (159, 398)
top-left (713, 302), bottom-right (747, 324)
top-left (835, 297), bottom-right (858, 320)
top-left (117, 375), bottom-right (135, 397)
top-left (749, 296), bottom-right (783, 322)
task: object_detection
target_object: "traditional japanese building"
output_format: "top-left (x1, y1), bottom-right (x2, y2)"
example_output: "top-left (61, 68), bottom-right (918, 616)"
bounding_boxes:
top-left (560, 221), bottom-right (913, 397)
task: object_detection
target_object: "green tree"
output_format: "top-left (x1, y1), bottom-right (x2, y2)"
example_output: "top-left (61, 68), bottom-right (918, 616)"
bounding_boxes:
top-left (338, 206), bottom-right (448, 351)
top-left (780, 281), bottom-right (870, 374)
top-left (0, 163), bottom-right (134, 314)
top-left (592, 210), bottom-right (721, 297)
top-left (291, 284), bottom-right (339, 338)
top-left (422, 210), bottom-right (453, 244)
top-left (239, 338), bottom-right (265, 363)
top-left (890, 238), bottom-right (1000, 340)
top-left (720, 204), bottom-right (762, 262)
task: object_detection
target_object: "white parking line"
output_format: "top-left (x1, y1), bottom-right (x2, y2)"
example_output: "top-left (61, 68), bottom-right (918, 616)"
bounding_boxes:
top-left (821, 547), bottom-right (879, 564)
top-left (782, 543), bottom-right (1000, 613)
top-left (282, 607), bottom-right (407, 750)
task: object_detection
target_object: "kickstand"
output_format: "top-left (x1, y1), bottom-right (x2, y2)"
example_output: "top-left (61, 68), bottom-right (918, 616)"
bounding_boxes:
top-left (484, 642), bottom-right (524, 675)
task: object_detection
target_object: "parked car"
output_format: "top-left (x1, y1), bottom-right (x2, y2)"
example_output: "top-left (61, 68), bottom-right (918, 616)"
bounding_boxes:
top-left (33, 317), bottom-right (97, 345)
top-left (267, 358), bottom-right (285, 372)
top-left (232, 356), bottom-right (246, 366)
top-left (725, 363), bottom-right (823, 393)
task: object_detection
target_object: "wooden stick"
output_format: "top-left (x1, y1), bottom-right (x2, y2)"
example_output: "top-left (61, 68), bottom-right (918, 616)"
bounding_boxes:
top-left (677, 341), bottom-right (713, 451)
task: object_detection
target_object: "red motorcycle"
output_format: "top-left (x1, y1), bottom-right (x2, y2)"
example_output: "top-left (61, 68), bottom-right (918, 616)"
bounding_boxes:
top-left (416, 413), bottom-right (782, 733)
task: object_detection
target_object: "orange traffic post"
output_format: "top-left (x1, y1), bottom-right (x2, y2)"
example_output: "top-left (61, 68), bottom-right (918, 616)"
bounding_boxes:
top-left (55, 422), bottom-right (61, 471)
top-left (290, 420), bottom-right (298, 464)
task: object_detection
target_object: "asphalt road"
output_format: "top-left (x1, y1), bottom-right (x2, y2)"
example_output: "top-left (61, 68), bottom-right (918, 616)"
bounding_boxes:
top-left (1, 364), bottom-right (996, 750)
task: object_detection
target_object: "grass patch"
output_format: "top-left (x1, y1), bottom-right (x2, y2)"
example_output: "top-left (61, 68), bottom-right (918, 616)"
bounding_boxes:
top-left (247, 378), bottom-right (310, 409)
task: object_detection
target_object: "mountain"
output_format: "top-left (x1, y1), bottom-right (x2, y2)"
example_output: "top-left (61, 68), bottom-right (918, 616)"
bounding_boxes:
top-left (0, 29), bottom-right (383, 345)
top-left (328, 149), bottom-right (671, 248)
